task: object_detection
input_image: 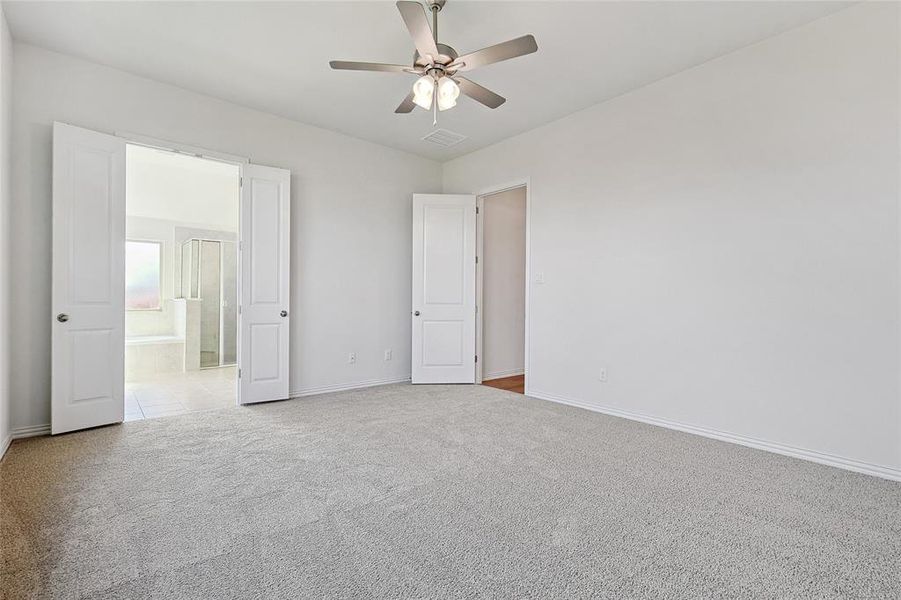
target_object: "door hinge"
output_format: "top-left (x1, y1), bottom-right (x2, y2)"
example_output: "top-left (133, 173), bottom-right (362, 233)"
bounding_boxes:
top-left (475, 355), bottom-right (478, 363)
top-left (238, 368), bottom-right (242, 378)
top-left (475, 256), bottom-right (479, 264)
top-left (239, 176), bottom-right (243, 188)
top-left (476, 206), bottom-right (479, 215)
top-left (238, 305), bottom-right (242, 315)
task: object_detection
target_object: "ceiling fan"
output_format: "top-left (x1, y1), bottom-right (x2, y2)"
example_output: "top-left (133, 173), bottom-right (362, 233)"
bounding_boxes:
top-left (329, 0), bottom-right (538, 117)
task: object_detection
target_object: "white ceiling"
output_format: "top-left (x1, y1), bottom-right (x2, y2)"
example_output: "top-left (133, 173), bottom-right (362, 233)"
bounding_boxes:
top-left (5, 1), bottom-right (851, 161)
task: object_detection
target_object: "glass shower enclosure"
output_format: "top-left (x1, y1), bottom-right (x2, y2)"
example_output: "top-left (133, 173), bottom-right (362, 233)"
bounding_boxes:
top-left (180, 239), bottom-right (238, 368)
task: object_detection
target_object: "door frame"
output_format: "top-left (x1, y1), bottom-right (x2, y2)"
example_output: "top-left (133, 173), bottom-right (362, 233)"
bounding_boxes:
top-left (474, 178), bottom-right (531, 395)
top-left (118, 130), bottom-right (249, 404)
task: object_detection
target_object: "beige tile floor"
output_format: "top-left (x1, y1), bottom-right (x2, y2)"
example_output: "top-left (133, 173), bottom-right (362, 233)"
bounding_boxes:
top-left (125, 366), bottom-right (237, 421)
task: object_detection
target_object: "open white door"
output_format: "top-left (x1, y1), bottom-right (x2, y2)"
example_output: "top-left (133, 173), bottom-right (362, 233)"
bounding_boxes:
top-left (238, 164), bottom-right (291, 404)
top-left (52, 122), bottom-right (126, 434)
top-left (412, 194), bottom-right (477, 384)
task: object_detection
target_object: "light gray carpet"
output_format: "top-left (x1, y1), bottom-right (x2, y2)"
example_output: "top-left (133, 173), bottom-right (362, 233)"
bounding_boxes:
top-left (1, 384), bottom-right (899, 599)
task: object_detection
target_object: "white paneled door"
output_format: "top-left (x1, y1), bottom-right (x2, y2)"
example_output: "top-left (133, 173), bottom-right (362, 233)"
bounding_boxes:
top-left (411, 194), bottom-right (477, 384)
top-left (52, 122), bottom-right (126, 434)
top-left (238, 164), bottom-right (291, 404)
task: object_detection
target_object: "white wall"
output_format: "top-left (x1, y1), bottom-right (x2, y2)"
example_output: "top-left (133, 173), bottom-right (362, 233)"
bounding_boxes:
top-left (481, 187), bottom-right (526, 380)
top-left (0, 6), bottom-right (13, 455)
top-left (127, 144), bottom-right (239, 232)
top-left (445, 3), bottom-right (901, 473)
top-left (10, 43), bottom-right (441, 431)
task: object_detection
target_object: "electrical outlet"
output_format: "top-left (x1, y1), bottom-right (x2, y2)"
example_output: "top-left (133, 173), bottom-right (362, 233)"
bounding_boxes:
top-left (348, 352), bottom-right (356, 364)
top-left (599, 368), bottom-right (608, 383)
top-left (384, 349), bottom-right (392, 361)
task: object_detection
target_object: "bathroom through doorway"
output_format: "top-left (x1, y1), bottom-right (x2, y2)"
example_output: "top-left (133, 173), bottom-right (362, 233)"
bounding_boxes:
top-left (124, 144), bottom-right (240, 420)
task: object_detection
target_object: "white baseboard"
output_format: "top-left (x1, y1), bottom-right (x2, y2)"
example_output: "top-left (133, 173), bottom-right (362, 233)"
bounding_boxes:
top-left (11, 423), bottom-right (51, 438)
top-left (482, 368), bottom-right (525, 381)
top-left (290, 375), bottom-right (411, 399)
top-left (528, 389), bottom-right (901, 483)
top-left (0, 433), bottom-right (11, 461)
top-left (1, 423), bottom-right (51, 461)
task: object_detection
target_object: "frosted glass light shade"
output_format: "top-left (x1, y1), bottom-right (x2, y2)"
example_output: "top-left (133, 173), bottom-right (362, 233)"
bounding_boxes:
top-left (412, 76), bottom-right (435, 110)
top-left (436, 77), bottom-right (460, 111)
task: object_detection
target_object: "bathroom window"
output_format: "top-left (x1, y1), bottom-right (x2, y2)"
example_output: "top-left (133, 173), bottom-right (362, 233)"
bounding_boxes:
top-left (125, 240), bottom-right (162, 310)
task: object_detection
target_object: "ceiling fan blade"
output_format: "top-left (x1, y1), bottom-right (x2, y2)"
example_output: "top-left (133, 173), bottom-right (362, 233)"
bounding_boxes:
top-left (454, 77), bottom-right (506, 109)
top-left (396, 1), bottom-right (439, 62)
top-left (329, 61), bottom-right (414, 73)
top-left (450, 35), bottom-right (538, 72)
top-left (395, 91), bottom-right (416, 113)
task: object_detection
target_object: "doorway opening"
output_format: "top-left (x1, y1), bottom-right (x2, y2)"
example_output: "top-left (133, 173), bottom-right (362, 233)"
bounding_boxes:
top-left (477, 184), bottom-right (527, 395)
top-left (51, 122), bottom-right (292, 434)
top-left (124, 144), bottom-right (241, 420)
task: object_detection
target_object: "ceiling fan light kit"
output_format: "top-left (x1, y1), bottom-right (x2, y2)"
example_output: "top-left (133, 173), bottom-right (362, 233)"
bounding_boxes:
top-left (329, 0), bottom-right (538, 122)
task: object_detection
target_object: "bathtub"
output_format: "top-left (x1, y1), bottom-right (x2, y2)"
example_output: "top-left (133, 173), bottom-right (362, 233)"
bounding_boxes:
top-left (125, 335), bottom-right (185, 380)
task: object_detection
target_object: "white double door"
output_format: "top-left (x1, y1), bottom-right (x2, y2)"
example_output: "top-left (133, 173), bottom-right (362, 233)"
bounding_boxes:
top-left (411, 194), bottom-right (477, 384)
top-left (51, 123), bottom-right (291, 434)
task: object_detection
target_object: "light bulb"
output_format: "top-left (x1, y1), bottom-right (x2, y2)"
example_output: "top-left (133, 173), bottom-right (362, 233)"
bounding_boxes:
top-left (436, 77), bottom-right (460, 111)
top-left (412, 76), bottom-right (435, 110)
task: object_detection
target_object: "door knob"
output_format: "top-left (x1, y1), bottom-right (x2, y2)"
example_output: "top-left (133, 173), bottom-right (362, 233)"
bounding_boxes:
top-left (280, 310), bottom-right (288, 317)
top-left (414, 310), bottom-right (420, 316)
top-left (57, 313), bottom-right (69, 323)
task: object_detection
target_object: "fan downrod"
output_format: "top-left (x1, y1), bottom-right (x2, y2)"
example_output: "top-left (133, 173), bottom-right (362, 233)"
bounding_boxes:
top-left (427, 1), bottom-right (446, 45)
top-left (417, 0), bottom-right (454, 68)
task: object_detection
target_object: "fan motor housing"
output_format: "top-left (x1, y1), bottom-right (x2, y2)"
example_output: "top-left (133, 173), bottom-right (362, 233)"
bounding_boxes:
top-left (414, 43), bottom-right (458, 71)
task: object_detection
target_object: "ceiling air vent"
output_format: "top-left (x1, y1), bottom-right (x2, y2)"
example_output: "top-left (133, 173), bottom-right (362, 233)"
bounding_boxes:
top-left (422, 129), bottom-right (467, 148)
